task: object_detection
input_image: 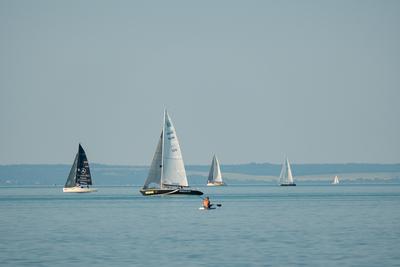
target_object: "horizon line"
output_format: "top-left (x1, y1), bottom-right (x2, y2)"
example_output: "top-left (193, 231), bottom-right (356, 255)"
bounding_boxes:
top-left (1, 162), bottom-right (400, 167)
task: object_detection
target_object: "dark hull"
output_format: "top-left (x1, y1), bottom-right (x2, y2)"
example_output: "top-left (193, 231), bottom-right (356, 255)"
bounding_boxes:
top-left (140, 188), bottom-right (203, 196)
top-left (280, 183), bottom-right (296, 186)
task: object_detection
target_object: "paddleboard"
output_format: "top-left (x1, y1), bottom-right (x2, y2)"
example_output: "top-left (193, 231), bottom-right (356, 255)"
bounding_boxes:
top-left (199, 207), bottom-right (216, 210)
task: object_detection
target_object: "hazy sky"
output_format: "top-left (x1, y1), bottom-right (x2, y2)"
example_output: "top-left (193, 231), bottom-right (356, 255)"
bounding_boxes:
top-left (1, 0), bottom-right (399, 165)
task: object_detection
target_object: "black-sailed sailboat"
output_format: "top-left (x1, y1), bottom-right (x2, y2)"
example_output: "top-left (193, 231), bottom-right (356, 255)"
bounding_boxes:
top-left (63, 144), bottom-right (97, 193)
top-left (140, 110), bottom-right (203, 196)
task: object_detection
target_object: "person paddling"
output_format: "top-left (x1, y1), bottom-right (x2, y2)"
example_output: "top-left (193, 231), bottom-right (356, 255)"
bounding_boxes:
top-left (202, 196), bottom-right (212, 209)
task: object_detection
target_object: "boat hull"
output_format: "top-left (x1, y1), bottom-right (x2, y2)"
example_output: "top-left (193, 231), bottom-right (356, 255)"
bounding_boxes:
top-left (207, 182), bottom-right (226, 186)
top-left (280, 183), bottom-right (296, 186)
top-left (199, 206), bottom-right (216, 210)
top-left (140, 188), bottom-right (203, 196)
top-left (63, 187), bottom-right (97, 193)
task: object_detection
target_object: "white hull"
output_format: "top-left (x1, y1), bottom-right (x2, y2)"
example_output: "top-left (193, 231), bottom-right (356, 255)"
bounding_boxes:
top-left (207, 182), bottom-right (226, 186)
top-left (63, 187), bottom-right (97, 193)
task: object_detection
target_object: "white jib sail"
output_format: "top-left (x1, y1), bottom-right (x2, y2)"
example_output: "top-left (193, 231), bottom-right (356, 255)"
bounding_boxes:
top-left (208, 155), bottom-right (222, 183)
top-left (161, 111), bottom-right (188, 187)
top-left (143, 132), bottom-right (163, 188)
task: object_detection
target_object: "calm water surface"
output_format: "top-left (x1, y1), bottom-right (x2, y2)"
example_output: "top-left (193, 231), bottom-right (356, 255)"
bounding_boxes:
top-left (0, 184), bottom-right (399, 266)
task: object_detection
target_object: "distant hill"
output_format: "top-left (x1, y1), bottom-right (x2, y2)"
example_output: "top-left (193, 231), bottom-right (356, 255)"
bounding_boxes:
top-left (0, 164), bottom-right (144, 186)
top-left (0, 163), bottom-right (399, 186)
top-left (189, 162), bottom-right (400, 176)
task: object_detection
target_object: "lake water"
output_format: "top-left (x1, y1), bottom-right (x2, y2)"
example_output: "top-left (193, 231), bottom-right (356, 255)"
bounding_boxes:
top-left (0, 184), bottom-right (399, 266)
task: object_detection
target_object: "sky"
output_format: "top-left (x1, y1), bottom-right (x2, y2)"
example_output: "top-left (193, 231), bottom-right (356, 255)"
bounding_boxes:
top-left (1, 0), bottom-right (399, 165)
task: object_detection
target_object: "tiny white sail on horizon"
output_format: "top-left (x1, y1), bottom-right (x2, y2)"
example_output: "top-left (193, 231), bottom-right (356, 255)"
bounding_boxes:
top-left (332, 175), bottom-right (340, 185)
top-left (279, 157), bottom-right (296, 186)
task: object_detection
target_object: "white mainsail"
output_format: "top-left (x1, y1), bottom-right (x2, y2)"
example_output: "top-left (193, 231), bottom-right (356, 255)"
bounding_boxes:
top-left (143, 110), bottom-right (188, 189)
top-left (208, 155), bottom-right (223, 183)
top-left (279, 157), bottom-right (295, 185)
top-left (332, 175), bottom-right (340, 185)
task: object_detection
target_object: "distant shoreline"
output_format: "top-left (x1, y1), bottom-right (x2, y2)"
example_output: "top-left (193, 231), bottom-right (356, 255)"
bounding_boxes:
top-left (1, 163), bottom-right (399, 186)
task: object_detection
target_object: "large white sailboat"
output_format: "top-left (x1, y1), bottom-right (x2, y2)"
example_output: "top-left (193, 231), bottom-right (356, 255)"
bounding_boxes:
top-left (279, 157), bottom-right (296, 186)
top-left (140, 110), bottom-right (203, 196)
top-left (207, 155), bottom-right (226, 186)
top-left (63, 144), bottom-right (97, 193)
top-left (332, 175), bottom-right (340, 185)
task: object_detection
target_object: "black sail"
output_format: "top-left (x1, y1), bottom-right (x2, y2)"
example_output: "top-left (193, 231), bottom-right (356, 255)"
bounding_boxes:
top-left (75, 144), bottom-right (92, 186)
top-left (65, 144), bottom-right (92, 188)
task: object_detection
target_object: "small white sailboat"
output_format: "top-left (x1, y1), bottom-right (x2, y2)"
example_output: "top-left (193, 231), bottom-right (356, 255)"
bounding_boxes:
top-left (207, 155), bottom-right (226, 186)
top-left (279, 157), bottom-right (296, 186)
top-left (63, 144), bottom-right (97, 193)
top-left (332, 175), bottom-right (340, 185)
top-left (140, 110), bottom-right (203, 196)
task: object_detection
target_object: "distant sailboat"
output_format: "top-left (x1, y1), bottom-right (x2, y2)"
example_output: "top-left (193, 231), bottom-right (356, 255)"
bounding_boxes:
top-left (63, 144), bottom-right (97, 193)
top-left (140, 110), bottom-right (203, 196)
top-left (332, 175), bottom-right (340, 185)
top-left (279, 157), bottom-right (296, 186)
top-left (207, 155), bottom-right (226, 186)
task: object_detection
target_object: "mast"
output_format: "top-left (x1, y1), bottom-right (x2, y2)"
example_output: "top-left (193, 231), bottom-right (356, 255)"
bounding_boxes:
top-left (160, 109), bottom-right (166, 189)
